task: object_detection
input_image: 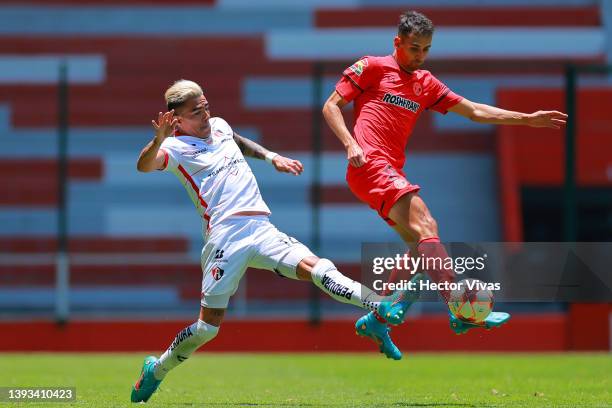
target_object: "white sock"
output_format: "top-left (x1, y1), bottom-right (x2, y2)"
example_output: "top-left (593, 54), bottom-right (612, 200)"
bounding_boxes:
top-left (311, 258), bottom-right (383, 312)
top-left (153, 320), bottom-right (219, 380)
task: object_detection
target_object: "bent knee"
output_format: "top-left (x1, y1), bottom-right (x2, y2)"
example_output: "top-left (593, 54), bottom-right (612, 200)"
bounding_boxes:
top-left (296, 255), bottom-right (321, 281)
top-left (199, 307), bottom-right (226, 327)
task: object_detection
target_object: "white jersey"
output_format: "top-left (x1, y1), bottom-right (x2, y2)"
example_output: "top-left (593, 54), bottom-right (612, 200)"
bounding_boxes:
top-left (160, 117), bottom-right (270, 235)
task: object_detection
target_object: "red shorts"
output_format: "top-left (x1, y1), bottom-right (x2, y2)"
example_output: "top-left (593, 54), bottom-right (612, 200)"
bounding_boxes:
top-left (346, 159), bottom-right (420, 226)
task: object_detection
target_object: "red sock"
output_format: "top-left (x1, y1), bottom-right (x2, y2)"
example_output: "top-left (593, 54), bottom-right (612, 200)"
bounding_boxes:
top-left (416, 237), bottom-right (455, 303)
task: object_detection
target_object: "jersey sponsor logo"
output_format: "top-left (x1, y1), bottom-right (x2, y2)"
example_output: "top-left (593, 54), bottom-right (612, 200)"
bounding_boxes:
top-left (214, 249), bottom-right (228, 264)
top-left (169, 326), bottom-right (193, 351)
top-left (349, 58), bottom-right (368, 76)
top-left (382, 93), bottom-right (420, 113)
top-left (225, 155), bottom-right (240, 176)
top-left (211, 266), bottom-right (224, 281)
top-left (412, 82), bottom-right (423, 96)
top-left (181, 148), bottom-right (208, 158)
top-left (321, 274), bottom-right (353, 300)
top-left (208, 158), bottom-right (245, 178)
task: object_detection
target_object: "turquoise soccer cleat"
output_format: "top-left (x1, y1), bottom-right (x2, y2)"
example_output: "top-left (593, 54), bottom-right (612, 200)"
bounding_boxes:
top-left (378, 273), bottom-right (425, 325)
top-left (449, 311), bottom-right (511, 335)
top-left (355, 312), bottom-right (402, 360)
top-left (130, 356), bottom-right (162, 403)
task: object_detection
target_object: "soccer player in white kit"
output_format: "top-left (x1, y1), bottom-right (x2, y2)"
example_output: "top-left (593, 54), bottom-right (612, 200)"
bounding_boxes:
top-left (130, 80), bottom-right (412, 403)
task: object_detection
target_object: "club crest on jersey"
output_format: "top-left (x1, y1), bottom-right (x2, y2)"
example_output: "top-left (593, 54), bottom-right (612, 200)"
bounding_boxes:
top-left (394, 178), bottom-right (408, 189)
top-left (349, 59), bottom-right (368, 76)
top-left (382, 93), bottom-right (420, 113)
top-left (211, 266), bottom-right (224, 281)
top-left (383, 165), bottom-right (407, 189)
top-left (412, 82), bottom-right (423, 96)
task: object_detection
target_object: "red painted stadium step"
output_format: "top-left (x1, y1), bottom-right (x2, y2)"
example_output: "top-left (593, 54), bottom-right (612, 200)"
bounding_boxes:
top-left (0, 36), bottom-right (268, 126)
top-left (497, 87), bottom-right (612, 240)
top-left (0, 97), bottom-right (493, 154)
top-left (180, 263), bottom-right (362, 300)
top-left (498, 88), bottom-right (612, 185)
top-left (178, 270), bottom-right (315, 301)
top-left (0, 0), bottom-right (215, 4)
top-left (238, 109), bottom-right (493, 153)
top-left (0, 158), bottom-right (101, 180)
top-left (0, 36), bottom-right (595, 129)
top-left (0, 184), bottom-right (61, 206)
top-left (0, 36), bottom-right (308, 75)
top-left (0, 37), bottom-right (263, 55)
top-left (0, 261), bottom-right (362, 300)
top-left (0, 158), bottom-right (103, 206)
top-left (0, 236), bottom-right (189, 253)
top-left (246, 263), bottom-right (360, 300)
top-left (0, 69), bottom-right (309, 128)
top-left (0, 264), bottom-right (201, 285)
top-left (316, 6), bottom-right (601, 28)
top-left (421, 58), bottom-right (604, 76)
top-left (176, 264), bottom-right (363, 300)
top-left (313, 185), bottom-right (362, 205)
top-left (0, 314), bottom-right (572, 352)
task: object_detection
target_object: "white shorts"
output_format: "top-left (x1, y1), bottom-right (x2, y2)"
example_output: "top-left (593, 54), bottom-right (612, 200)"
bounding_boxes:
top-left (200, 215), bottom-right (315, 309)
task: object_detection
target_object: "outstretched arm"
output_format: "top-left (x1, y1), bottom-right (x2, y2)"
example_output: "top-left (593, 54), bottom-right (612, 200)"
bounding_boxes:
top-left (322, 91), bottom-right (366, 167)
top-left (232, 131), bottom-right (268, 160)
top-left (233, 132), bottom-right (304, 176)
top-left (448, 98), bottom-right (567, 129)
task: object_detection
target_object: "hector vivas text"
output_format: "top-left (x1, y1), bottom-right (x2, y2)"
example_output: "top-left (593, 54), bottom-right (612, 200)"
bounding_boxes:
top-left (371, 253), bottom-right (500, 292)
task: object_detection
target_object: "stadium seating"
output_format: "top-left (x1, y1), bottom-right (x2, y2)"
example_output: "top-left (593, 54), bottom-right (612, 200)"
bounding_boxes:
top-left (0, 0), bottom-right (609, 313)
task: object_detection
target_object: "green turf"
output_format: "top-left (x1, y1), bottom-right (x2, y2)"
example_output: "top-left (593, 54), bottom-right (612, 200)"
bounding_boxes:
top-left (0, 353), bottom-right (610, 407)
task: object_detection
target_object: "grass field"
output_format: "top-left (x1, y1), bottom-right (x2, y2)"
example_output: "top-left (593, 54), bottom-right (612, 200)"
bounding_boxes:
top-left (1, 353), bottom-right (610, 407)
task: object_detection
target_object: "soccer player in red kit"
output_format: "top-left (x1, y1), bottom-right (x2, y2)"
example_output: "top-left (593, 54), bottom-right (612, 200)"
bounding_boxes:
top-left (323, 11), bottom-right (567, 359)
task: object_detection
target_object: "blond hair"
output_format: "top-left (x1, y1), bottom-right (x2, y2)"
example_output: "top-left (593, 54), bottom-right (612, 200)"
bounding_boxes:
top-left (164, 79), bottom-right (203, 111)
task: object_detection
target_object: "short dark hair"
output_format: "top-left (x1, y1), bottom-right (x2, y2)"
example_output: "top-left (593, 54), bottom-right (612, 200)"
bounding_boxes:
top-left (398, 11), bottom-right (434, 37)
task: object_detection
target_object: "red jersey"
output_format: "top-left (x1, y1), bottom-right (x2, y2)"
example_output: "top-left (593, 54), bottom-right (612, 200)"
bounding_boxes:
top-left (335, 55), bottom-right (463, 169)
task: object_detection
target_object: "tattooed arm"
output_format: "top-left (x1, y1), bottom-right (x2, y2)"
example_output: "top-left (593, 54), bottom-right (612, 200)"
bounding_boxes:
top-left (233, 131), bottom-right (304, 175)
top-left (233, 132), bottom-right (269, 160)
